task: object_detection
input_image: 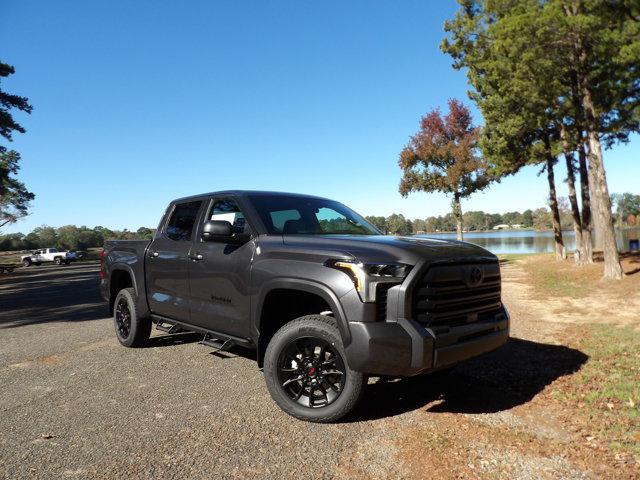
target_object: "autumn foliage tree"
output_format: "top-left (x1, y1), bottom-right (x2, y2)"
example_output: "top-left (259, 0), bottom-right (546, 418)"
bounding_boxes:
top-left (398, 99), bottom-right (491, 240)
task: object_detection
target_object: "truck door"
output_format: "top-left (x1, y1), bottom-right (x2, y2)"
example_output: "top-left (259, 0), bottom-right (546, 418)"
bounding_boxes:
top-left (187, 197), bottom-right (254, 337)
top-left (145, 200), bottom-right (203, 322)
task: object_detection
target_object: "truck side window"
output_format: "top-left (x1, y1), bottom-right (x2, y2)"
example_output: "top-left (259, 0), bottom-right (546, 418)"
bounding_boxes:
top-left (209, 199), bottom-right (248, 234)
top-left (165, 201), bottom-right (202, 241)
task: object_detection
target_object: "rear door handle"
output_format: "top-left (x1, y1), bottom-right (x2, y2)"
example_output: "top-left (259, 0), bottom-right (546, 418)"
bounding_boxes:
top-left (149, 251), bottom-right (159, 258)
top-left (188, 253), bottom-right (204, 261)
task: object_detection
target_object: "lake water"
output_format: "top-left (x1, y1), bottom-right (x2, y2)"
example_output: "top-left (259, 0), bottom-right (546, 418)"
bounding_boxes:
top-left (414, 228), bottom-right (640, 255)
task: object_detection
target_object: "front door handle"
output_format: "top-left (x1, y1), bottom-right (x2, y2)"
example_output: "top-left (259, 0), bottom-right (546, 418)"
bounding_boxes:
top-left (149, 251), bottom-right (159, 258)
top-left (189, 253), bottom-right (204, 261)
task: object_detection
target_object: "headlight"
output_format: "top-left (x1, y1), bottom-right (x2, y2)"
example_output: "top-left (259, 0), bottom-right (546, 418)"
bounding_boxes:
top-left (326, 259), bottom-right (412, 302)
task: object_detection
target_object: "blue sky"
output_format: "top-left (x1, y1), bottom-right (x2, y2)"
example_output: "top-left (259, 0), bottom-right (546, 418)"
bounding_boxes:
top-left (2, 0), bottom-right (638, 233)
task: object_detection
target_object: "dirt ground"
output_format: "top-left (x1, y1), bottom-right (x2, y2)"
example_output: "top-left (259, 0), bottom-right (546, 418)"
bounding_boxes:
top-left (1, 258), bottom-right (638, 479)
top-left (389, 254), bottom-right (640, 479)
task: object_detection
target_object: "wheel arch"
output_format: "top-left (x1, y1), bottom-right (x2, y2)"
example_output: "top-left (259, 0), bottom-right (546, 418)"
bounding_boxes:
top-left (108, 264), bottom-right (140, 314)
top-left (254, 279), bottom-right (351, 367)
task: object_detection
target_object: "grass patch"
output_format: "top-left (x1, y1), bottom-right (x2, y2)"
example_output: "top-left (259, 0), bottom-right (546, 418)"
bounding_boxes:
top-left (562, 324), bottom-right (640, 458)
top-left (518, 254), bottom-right (599, 299)
top-left (497, 253), bottom-right (536, 263)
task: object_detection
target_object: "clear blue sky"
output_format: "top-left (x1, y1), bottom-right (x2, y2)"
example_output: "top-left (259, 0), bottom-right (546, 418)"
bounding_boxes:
top-left (2, 0), bottom-right (638, 233)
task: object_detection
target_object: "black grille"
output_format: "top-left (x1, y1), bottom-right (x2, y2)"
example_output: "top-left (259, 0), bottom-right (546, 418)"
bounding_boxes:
top-left (375, 283), bottom-right (397, 321)
top-left (412, 262), bottom-right (501, 328)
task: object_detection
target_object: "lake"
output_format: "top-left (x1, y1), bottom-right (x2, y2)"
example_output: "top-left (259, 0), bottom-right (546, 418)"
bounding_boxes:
top-left (414, 227), bottom-right (640, 255)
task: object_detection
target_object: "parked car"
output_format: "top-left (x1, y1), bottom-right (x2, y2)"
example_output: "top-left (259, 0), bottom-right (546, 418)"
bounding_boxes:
top-left (21, 248), bottom-right (77, 267)
top-left (101, 191), bottom-right (509, 422)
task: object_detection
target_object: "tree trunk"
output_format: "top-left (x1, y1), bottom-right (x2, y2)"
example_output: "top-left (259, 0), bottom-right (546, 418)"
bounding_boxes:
top-left (565, 3), bottom-right (623, 279)
top-left (586, 142), bottom-right (604, 253)
top-left (560, 124), bottom-right (584, 264)
top-left (581, 87), bottom-right (623, 279)
top-left (564, 153), bottom-right (584, 264)
top-left (544, 138), bottom-right (566, 261)
top-left (568, 65), bottom-right (594, 264)
top-left (452, 192), bottom-right (463, 241)
top-left (577, 142), bottom-right (594, 263)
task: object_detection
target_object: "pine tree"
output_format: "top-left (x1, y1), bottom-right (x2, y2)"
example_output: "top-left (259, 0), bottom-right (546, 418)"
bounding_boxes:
top-left (0, 62), bottom-right (34, 228)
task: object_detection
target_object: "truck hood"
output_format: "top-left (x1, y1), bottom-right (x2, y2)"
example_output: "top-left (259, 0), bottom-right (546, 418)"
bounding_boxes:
top-left (281, 234), bottom-right (496, 265)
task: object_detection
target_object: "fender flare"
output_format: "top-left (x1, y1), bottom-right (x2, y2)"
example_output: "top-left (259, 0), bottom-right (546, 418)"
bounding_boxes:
top-left (108, 263), bottom-right (150, 317)
top-left (254, 278), bottom-right (352, 346)
top-left (109, 263), bottom-right (140, 297)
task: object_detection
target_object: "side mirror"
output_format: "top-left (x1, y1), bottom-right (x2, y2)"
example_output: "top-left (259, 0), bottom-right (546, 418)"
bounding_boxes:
top-left (202, 220), bottom-right (249, 244)
top-left (202, 220), bottom-right (233, 241)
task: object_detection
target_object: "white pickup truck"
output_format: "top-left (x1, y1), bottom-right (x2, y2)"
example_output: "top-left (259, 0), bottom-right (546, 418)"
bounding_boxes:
top-left (21, 248), bottom-right (77, 267)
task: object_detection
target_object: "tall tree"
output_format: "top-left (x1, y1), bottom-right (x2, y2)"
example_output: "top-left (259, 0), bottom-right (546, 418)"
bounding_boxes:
top-left (442, 0), bottom-right (638, 277)
top-left (398, 99), bottom-right (491, 241)
top-left (443, 0), bottom-right (567, 258)
top-left (559, 0), bottom-right (638, 278)
top-left (0, 62), bottom-right (34, 228)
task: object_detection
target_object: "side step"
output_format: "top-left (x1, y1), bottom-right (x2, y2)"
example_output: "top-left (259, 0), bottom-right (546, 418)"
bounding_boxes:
top-left (199, 334), bottom-right (234, 353)
top-left (155, 319), bottom-right (183, 334)
top-left (150, 314), bottom-right (253, 349)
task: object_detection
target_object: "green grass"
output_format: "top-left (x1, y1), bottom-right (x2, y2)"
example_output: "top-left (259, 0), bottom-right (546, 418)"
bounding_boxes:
top-left (564, 324), bottom-right (640, 457)
top-left (497, 253), bottom-right (537, 263)
top-left (515, 253), bottom-right (600, 299)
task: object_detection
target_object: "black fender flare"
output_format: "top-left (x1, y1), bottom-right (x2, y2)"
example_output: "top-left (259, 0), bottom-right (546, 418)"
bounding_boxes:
top-left (108, 263), bottom-right (149, 317)
top-left (253, 278), bottom-right (352, 346)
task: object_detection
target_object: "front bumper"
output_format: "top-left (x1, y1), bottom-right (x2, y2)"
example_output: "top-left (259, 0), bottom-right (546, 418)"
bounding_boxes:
top-left (344, 305), bottom-right (509, 376)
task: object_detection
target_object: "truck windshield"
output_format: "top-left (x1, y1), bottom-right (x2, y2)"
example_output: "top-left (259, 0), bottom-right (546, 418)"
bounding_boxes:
top-left (249, 195), bottom-right (380, 235)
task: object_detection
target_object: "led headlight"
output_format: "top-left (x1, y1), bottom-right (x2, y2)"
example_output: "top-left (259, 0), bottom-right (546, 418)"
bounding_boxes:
top-left (327, 260), bottom-right (412, 302)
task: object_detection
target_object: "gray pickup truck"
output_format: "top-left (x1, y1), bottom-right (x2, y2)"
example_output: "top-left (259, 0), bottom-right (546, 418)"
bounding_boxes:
top-left (101, 191), bottom-right (509, 422)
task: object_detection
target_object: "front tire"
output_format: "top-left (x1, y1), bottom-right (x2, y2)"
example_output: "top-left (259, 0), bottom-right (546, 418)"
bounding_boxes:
top-left (54, 257), bottom-right (62, 265)
top-left (264, 315), bottom-right (366, 423)
top-left (113, 287), bottom-right (151, 347)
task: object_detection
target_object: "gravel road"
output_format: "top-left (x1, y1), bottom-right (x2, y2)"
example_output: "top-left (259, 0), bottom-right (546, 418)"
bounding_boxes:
top-left (0, 264), bottom-right (406, 479)
top-left (0, 262), bottom-right (610, 479)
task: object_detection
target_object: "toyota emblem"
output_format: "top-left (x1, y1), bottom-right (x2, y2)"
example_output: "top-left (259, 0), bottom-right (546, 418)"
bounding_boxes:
top-left (467, 266), bottom-right (483, 286)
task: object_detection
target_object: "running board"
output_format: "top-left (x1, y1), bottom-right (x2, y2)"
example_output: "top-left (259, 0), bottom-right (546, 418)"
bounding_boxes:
top-left (150, 314), bottom-right (253, 348)
top-left (155, 319), bottom-right (183, 334)
top-left (199, 334), bottom-right (234, 353)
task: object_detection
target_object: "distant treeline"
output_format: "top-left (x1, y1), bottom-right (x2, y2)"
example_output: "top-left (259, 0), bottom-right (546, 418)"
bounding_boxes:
top-left (1, 192), bottom-right (637, 251)
top-left (366, 209), bottom-right (544, 235)
top-left (367, 193), bottom-right (640, 236)
top-left (0, 225), bottom-right (155, 252)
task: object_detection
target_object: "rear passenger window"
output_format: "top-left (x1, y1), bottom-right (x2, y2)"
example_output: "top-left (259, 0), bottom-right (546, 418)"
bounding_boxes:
top-left (165, 201), bottom-right (202, 241)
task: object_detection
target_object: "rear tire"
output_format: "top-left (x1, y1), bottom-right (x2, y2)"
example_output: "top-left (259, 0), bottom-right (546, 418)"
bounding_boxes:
top-left (22, 259), bottom-right (32, 267)
top-left (264, 315), bottom-right (366, 423)
top-left (113, 287), bottom-right (151, 347)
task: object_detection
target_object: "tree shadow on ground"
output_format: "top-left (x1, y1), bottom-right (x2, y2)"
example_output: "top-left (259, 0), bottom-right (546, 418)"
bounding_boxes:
top-left (348, 337), bottom-right (588, 422)
top-left (0, 264), bottom-right (107, 328)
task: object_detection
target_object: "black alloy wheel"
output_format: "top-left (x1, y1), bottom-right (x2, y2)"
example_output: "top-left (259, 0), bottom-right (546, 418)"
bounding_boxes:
top-left (115, 297), bottom-right (132, 339)
top-left (264, 315), bottom-right (366, 422)
top-left (277, 337), bottom-right (346, 408)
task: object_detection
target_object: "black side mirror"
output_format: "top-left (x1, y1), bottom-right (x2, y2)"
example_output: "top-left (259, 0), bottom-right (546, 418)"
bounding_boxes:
top-left (202, 220), bottom-right (249, 244)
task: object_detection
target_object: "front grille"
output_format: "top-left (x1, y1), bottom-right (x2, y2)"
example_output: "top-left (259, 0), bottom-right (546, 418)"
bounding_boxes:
top-left (412, 262), bottom-right (501, 328)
